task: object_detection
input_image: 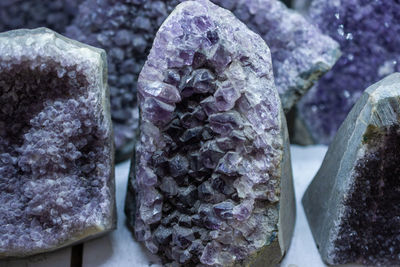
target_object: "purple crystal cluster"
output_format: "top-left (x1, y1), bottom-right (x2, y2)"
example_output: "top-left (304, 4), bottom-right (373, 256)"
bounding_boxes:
top-left (66, 0), bottom-right (183, 161)
top-left (0, 0), bottom-right (82, 33)
top-left (125, 0), bottom-right (295, 265)
top-left (297, 0), bottom-right (400, 144)
top-left (0, 28), bottom-right (115, 257)
top-left (211, 0), bottom-right (340, 112)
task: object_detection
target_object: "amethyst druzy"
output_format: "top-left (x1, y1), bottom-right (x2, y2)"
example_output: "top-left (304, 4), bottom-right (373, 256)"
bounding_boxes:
top-left (66, 0), bottom-right (183, 161)
top-left (303, 73), bottom-right (400, 265)
top-left (125, 1), bottom-right (295, 266)
top-left (211, 0), bottom-right (340, 112)
top-left (296, 0), bottom-right (400, 144)
top-left (0, 28), bottom-right (115, 258)
top-left (0, 0), bottom-right (82, 33)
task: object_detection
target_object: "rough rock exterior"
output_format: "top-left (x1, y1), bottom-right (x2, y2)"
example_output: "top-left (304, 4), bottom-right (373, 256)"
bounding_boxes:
top-left (296, 0), bottom-right (400, 144)
top-left (66, 0), bottom-right (183, 161)
top-left (302, 73), bottom-right (400, 265)
top-left (0, 28), bottom-right (115, 258)
top-left (125, 1), bottom-right (295, 266)
top-left (0, 0), bottom-right (82, 33)
top-left (211, 0), bottom-right (340, 112)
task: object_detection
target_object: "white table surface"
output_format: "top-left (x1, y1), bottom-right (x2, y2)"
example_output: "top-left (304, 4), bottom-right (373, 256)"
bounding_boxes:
top-left (0, 145), bottom-right (335, 267)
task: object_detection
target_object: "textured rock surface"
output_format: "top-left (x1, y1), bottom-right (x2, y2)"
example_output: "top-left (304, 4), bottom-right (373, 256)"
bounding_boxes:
top-left (211, 0), bottom-right (340, 112)
top-left (0, 0), bottom-right (81, 33)
top-left (0, 28), bottom-right (115, 258)
top-left (302, 73), bottom-right (400, 265)
top-left (66, 0), bottom-right (183, 161)
top-left (125, 0), bottom-right (295, 266)
top-left (297, 0), bottom-right (400, 144)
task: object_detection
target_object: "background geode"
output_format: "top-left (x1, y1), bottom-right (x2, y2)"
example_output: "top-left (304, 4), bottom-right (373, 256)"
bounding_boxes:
top-left (0, 0), bottom-right (82, 33)
top-left (125, 0), bottom-right (295, 266)
top-left (66, 0), bottom-right (184, 161)
top-left (0, 28), bottom-right (115, 258)
top-left (296, 0), bottom-right (400, 144)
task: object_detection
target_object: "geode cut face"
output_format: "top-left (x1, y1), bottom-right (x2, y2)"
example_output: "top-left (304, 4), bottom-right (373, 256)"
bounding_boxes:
top-left (0, 28), bottom-right (115, 258)
top-left (296, 0), bottom-right (400, 144)
top-left (211, 0), bottom-right (340, 112)
top-left (125, 1), bottom-right (295, 266)
top-left (66, 0), bottom-right (184, 161)
top-left (302, 73), bottom-right (400, 265)
top-left (0, 0), bottom-right (82, 33)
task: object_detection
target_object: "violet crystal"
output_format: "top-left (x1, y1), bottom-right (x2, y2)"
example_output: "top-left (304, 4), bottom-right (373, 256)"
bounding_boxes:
top-left (0, 28), bottom-right (115, 258)
top-left (296, 0), bottom-right (400, 144)
top-left (303, 73), bottom-right (400, 265)
top-left (125, 1), bottom-right (295, 266)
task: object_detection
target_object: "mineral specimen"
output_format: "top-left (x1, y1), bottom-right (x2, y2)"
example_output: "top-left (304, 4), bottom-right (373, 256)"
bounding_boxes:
top-left (211, 0), bottom-right (340, 112)
top-left (296, 0), bottom-right (400, 144)
top-left (302, 73), bottom-right (400, 265)
top-left (125, 0), bottom-right (295, 266)
top-left (0, 28), bottom-right (115, 258)
top-left (66, 0), bottom-right (183, 161)
top-left (0, 0), bottom-right (82, 33)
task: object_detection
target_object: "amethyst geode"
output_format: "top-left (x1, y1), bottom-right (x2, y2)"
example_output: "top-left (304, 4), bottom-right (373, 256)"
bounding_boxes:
top-left (125, 1), bottom-right (295, 266)
top-left (210, 0), bottom-right (340, 112)
top-left (296, 0), bottom-right (400, 144)
top-left (0, 28), bottom-right (115, 258)
top-left (303, 73), bottom-right (400, 265)
top-left (0, 0), bottom-right (82, 33)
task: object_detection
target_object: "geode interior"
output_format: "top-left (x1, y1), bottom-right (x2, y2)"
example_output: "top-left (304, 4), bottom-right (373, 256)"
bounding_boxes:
top-left (0, 28), bottom-right (114, 257)
top-left (332, 124), bottom-right (400, 265)
top-left (126, 1), bottom-right (294, 266)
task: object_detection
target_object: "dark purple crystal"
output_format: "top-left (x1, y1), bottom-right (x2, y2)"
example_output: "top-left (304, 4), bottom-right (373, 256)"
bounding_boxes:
top-left (297, 0), bottom-right (400, 144)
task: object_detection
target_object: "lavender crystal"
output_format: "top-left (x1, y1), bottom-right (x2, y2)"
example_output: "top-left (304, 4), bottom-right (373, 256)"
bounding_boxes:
top-left (211, 0), bottom-right (340, 112)
top-left (0, 28), bottom-right (115, 258)
top-left (296, 0), bottom-right (400, 144)
top-left (0, 0), bottom-right (82, 33)
top-left (125, 1), bottom-right (295, 265)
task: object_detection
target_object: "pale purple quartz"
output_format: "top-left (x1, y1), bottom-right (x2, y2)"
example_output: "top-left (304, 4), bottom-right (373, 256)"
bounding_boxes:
top-left (296, 0), bottom-right (400, 144)
top-left (211, 0), bottom-right (340, 112)
top-left (125, 1), bottom-right (295, 266)
top-left (0, 28), bottom-right (115, 258)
